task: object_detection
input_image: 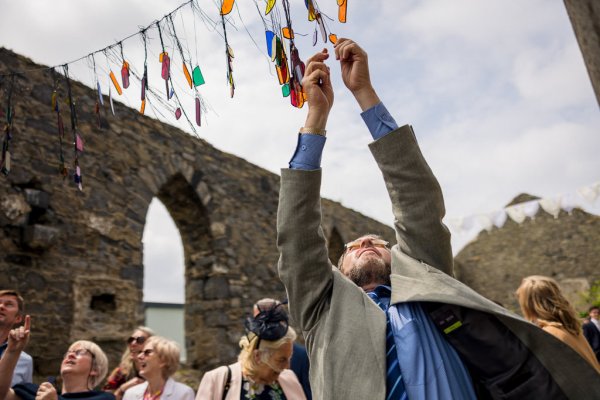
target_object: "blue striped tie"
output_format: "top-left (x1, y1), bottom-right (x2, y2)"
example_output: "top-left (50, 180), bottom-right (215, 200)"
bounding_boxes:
top-left (368, 287), bottom-right (408, 400)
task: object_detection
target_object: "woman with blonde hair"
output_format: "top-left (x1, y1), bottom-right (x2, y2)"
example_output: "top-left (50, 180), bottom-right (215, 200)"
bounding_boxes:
top-left (104, 326), bottom-right (155, 399)
top-left (196, 301), bottom-right (305, 399)
top-left (516, 275), bottom-right (600, 374)
top-left (1, 316), bottom-right (115, 400)
top-left (122, 336), bottom-right (193, 400)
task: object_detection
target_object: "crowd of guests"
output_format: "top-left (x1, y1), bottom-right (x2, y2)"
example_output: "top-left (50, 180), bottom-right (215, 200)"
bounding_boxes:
top-left (0, 291), bottom-right (311, 400)
top-left (0, 281), bottom-right (599, 400)
top-left (1, 283), bottom-right (599, 400)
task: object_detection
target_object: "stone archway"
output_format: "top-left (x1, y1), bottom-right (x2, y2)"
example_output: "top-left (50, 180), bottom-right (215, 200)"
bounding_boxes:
top-left (0, 49), bottom-right (395, 379)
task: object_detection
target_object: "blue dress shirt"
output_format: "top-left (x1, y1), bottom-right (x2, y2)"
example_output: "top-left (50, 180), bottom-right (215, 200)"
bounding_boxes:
top-left (289, 102), bottom-right (397, 169)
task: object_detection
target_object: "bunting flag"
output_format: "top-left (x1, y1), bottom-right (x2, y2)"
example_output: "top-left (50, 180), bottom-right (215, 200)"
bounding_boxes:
top-left (445, 181), bottom-right (600, 236)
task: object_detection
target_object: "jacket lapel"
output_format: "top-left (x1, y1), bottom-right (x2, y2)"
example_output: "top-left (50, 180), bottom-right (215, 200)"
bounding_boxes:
top-left (363, 292), bottom-right (387, 378)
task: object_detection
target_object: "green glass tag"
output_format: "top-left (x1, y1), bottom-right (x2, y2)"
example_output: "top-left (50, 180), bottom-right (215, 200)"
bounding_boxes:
top-left (193, 66), bottom-right (205, 86)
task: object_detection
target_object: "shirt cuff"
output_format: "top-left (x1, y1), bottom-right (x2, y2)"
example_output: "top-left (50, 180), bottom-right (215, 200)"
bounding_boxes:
top-left (360, 102), bottom-right (399, 140)
top-left (289, 133), bottom-right (326, 170)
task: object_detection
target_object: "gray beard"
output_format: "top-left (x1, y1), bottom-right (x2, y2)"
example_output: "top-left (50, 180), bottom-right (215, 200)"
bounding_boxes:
top-left (346, 255), bottom-right (391, 288)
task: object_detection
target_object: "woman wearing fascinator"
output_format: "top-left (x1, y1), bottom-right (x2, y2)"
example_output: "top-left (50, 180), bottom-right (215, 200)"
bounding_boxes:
top-left (196, 298), bottom-right (306, 400)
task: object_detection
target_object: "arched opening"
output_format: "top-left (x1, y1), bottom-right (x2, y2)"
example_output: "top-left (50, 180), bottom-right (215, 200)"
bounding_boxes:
top-left (143, 172), bottom-right (220, 370)
top-left (328, 227), bottom-right (345, 265)
top-left (142, 198), bottom-right (187, 361)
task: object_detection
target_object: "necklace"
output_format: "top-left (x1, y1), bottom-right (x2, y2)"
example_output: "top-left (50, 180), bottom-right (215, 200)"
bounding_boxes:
top-left (143, 385), bottom-right (163, 400)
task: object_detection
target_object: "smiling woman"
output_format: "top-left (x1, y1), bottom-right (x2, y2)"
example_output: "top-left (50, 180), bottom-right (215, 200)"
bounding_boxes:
top-left (121, 336), bottom-right (194, 400)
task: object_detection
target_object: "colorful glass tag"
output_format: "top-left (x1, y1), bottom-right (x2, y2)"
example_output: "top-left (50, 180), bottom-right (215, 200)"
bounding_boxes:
top-left (160, 52), bottom-right (170, 80)
top-left (109, 71), bottom-right (123, 95)
top-left (192, 66), bottom-right (205, 86)
top-left (109, 85), bottom-right (116, 116)
top-left (183, 63), bottom-right (193, 88)
top-left (265, 0), bottom-right (276, 15)
top-left (221, 0), bottom-right (235, 15)
top-left (75, 134), bottom-right (84, 152)
top-left (195, 97), bottom-right (201, 126)
top-left (121, 61), bottom-right (130, 89)
top-left (338, 0), bottom-right (347, 23)
top-left (96, 81), bottom-right (104, 106)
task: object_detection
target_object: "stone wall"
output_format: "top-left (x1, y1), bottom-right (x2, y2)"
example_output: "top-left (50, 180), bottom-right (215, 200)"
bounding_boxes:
top-left (455, 196), bottom-right (600, 313)
top-left (0, 49), bottom-right (394, 377)
top-left (564, 0), bottom-right (600, 107)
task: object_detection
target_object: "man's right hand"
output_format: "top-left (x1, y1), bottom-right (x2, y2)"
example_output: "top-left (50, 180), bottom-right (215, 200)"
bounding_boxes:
top-left (301, 48), bottom-right (334, 131)
top-left (334, 38), bottom-right (380, 111)
top-left (7, 315), bottom-right (30, 355)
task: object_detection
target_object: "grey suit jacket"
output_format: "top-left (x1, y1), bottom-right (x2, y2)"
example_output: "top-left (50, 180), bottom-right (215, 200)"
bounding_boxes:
top-left (277, 125), bottom-right (600, 400)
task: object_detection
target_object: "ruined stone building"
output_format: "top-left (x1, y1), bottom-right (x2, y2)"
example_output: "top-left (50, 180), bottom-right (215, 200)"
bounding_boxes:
top-left (0, 49), bottom-right (394, 376)
top-left (455, 194), bottom-right (600, 313)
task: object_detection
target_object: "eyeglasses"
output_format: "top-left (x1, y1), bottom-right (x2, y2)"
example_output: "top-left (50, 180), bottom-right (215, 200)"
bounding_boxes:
top-left (344, 238), bottom-right (389, 253)
top-left (127, 336), bottom-right (146, 345)
top-left (139, 349), bottom-right (154, 357)
top-left (63, 349), bottom-right (93, 359)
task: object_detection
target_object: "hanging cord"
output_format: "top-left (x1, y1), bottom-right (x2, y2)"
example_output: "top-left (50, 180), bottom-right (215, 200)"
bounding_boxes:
top-left (51, 68), bottom-right (68, 177)
top-left (63, 64), bottom-right (83, 190)
top-left (0, 74), bottom-right (15, 175)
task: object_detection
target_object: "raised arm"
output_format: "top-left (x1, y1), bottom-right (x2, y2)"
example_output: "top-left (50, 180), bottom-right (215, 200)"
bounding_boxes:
top-left (277, 49), bottom-right (336, 331)
top-left (334, 38), bottom-right (453, 274)
top-left (0, 316), bottom-right (30, 400)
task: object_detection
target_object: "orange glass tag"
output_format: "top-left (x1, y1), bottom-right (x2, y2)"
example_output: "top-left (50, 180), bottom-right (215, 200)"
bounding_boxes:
top-left (329, 34), bottom-right (338, 44)
top-left (221, 0), bottom-right (234, 15)
top-left (109, 71), bottom-right (123, 95)
top-left (338, 0), bottom-right (347, 23)
top-left (282, 27), bottom-right (294, 39)
top-left (183, 63), bottom-right (193, 88)
top-left (140, 99), bottom-right (146, 114)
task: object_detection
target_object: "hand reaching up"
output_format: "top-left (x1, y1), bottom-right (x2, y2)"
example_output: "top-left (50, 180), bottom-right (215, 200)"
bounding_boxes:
top-left (301, 48), bottom-right (334, 131)
top-left (7, 315), bottom-right (30, 355)
top-left (334, 38), bottom-right (380, 111)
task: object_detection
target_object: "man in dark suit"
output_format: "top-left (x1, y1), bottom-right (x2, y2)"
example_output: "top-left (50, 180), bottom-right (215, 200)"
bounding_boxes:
top-left (583, 305), bottom-right (600, 362)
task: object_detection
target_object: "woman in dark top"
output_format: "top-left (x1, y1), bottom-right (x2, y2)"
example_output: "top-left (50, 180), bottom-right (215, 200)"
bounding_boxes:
top-left (0, 316), bottom-right (114, 400)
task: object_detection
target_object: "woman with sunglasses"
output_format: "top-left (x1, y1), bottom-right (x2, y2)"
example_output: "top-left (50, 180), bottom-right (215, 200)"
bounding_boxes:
top-left (0, 316), bottom-right (114, 400)
top-left (104, 327), bottom-right (155, 399)
top-left (122, 336), bottom-right (194, 400)
top-left (196, 301), bottom-right (306, 400)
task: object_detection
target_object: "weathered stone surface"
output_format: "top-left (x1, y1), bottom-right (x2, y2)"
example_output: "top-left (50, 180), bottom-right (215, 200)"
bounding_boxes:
top-left (1, 193), bottom-right (31, 223)
top-left (455, 195), bottom-right (600, 313)
top-left (0, 48), bottom-right (395, 380)
top-left (23, 224), bottom-right (60, 249)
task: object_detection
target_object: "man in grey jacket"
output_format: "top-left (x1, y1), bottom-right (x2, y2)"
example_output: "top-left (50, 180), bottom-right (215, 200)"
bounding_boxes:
top-left (277, 38), bottom-right (600, 400)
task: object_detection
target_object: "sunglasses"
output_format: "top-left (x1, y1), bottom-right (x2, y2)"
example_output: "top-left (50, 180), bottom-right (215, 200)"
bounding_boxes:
top-left (127, 336), bottom-right (146, 345)
top-left (139, 349), bottom-right (154, 357)
top-left (344, 238), bottom-right (389, 253)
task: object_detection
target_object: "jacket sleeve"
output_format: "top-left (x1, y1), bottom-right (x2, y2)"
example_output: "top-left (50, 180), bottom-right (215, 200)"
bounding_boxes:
top-left (277, 168), bottom-right (334, 332)
top-left (196, 367), bottom-right (225, 400)
top-left (369, 125), bottom-right (453, 275)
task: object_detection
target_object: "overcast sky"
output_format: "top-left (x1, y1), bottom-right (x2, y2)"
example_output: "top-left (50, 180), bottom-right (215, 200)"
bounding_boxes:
top-left (1, 0), bottom-right (598, 303)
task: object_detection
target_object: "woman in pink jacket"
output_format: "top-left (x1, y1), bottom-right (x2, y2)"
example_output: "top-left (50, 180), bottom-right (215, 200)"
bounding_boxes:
top-left (196, 302), bottom-right (306, 400)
